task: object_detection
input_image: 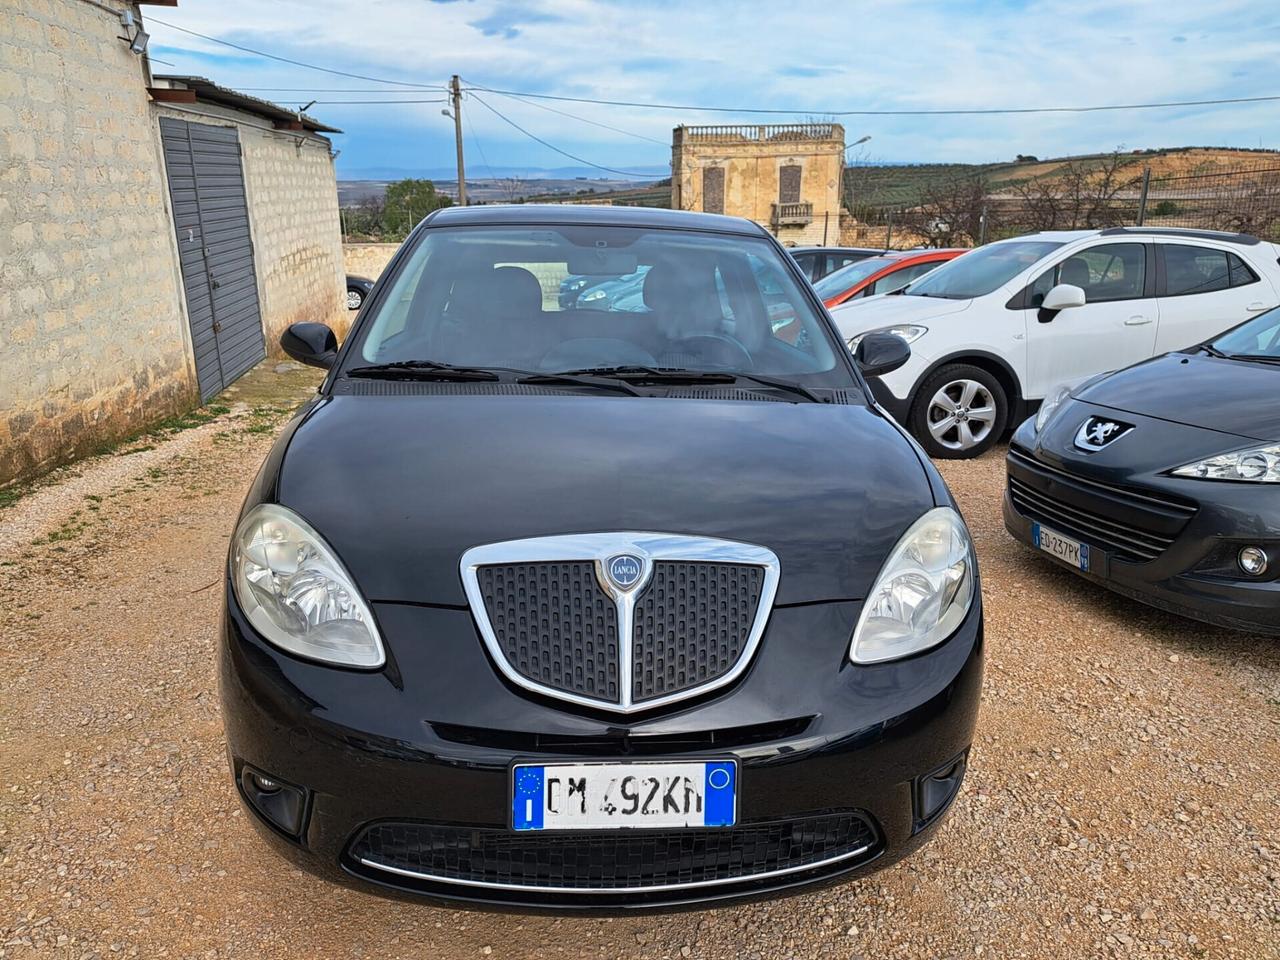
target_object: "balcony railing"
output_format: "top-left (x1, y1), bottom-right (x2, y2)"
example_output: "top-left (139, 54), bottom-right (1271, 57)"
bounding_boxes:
top-left (677, 124), bottom-right (841, 144)
top-left (771, 201), bottom-right (813, 227)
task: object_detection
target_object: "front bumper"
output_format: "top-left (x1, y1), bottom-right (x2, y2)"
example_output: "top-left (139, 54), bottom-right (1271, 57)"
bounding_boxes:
top-left (219, 589), bottom-right (983, 911)
top-left (1003, 414), bottom-right (1280, 636)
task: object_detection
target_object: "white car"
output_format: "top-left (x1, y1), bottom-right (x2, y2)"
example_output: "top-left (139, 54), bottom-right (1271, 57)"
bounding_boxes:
top-left (830, 227), bottom-right (1280, 458)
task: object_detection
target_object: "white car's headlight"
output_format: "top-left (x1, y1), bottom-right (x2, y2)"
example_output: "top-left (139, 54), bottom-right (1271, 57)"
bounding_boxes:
top-left (231, 503), bottom-right (385, 668)
top-left (847, 324), bottom-right (928, 350)
top-left (1172, 443), bottom-right (1280, 482)
top-left (850, 507), bottom-right (975, 664)
top-left (1034, 380), bottom-right (1077, 432)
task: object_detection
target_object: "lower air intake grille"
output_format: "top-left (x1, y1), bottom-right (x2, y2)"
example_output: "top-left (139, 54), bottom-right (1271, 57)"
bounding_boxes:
top-left (349, 813), bottom-right (878, 892)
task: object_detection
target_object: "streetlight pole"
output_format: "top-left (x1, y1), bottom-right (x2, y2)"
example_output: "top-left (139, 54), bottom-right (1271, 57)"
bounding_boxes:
top-left (448, 75), bottom-right (467, 206)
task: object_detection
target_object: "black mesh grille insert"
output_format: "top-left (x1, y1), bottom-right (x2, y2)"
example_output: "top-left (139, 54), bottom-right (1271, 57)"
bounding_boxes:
top-left (349, 813), bottom-right (877, 891)
top-left (632, 562), bottom-right (764, 703)
top-left (477, 562), bottom-right (619, 703)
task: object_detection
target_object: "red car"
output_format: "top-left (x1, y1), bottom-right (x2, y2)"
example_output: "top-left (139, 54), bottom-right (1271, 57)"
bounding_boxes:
top-left (813, 248), bottom-right (967, 308)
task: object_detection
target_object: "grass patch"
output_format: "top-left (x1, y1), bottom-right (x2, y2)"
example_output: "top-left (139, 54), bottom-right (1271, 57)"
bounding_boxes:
top-left (0, 485), bottom-right (28, 510)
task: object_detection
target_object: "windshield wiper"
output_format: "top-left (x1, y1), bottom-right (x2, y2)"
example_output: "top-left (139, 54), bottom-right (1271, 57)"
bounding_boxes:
top-left (516, 372), bottom-right (643, 396)
top-left (1227, 353), bottom-right (1280, 365)
top-left (727, 372), bottom-right (824, 403)
top-left (553, 366), bottom-right (823, 402)
top-left (1198, 343), bottom-right (1230, 358)
top-left (345, 360), bottom-right (501, 382)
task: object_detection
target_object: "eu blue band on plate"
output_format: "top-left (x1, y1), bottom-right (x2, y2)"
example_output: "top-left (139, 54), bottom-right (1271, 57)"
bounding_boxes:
top-left (1080, 542), bottom-right (1090, 571)
top-left (512, 765), bottom-right (544, 830)
top-left (703, 761), bottom-right (735, 827)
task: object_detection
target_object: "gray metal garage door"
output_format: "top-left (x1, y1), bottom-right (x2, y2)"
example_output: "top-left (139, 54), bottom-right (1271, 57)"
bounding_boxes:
top-left (160, 117), bottom-right (265, 400)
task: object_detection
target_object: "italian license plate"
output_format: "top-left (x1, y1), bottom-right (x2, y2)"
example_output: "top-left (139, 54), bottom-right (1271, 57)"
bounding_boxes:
top-left (1032, 521), bottom-right (1091, 572)
top-left (511, 760), bottom-right (736, 831)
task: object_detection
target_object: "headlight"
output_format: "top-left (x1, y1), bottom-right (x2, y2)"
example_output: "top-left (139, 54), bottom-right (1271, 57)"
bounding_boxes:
top-left (847, 324), bottom-right (928, 349)
top-left (1034, 380), bottom-right (1076, 432)
top-left (850, 507), bottom-right (975, 664)
top-left (231, 503), bottom-right (385, 668)
top-left (1172, 443), bottom-right (1280, 482)
top-left (580, 289), bottom-right (606, 302)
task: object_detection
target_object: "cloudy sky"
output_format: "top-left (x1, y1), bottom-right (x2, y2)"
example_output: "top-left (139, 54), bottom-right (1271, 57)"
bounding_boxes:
top-left (145, 0), bottom-right (1280, 179)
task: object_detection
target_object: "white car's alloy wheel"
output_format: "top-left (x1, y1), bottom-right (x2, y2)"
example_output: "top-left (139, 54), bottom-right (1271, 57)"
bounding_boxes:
top-left (926, 379), bottom-right (997, 452)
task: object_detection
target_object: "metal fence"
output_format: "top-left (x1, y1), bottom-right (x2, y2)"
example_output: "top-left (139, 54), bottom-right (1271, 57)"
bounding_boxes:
top-left (846, 160), bottom-right (1280, 250)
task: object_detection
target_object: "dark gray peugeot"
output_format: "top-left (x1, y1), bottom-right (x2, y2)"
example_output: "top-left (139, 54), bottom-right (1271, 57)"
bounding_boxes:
top-left (1005, 306), bottom-right (1280, 635)
top-left (220, 205), bottom-right (983, 910)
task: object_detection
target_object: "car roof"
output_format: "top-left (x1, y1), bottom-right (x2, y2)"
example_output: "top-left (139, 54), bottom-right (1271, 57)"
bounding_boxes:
top-left (1000, 227), bottom-right (1262, 246)
top-left (879, 248), bottom-right (966, 261)
top-left (425, 204), bottom-right (769, 237)
top-left (788, 245), bottom-right (888, 255)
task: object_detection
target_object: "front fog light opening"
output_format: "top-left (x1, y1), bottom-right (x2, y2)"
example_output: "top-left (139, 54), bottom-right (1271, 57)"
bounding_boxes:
top-left (238, 765), bottom-right (308, 839)
top-left (913, 750), bottom-right (968, 832)
top-left (1238, 546), bottom-right (1269, 577)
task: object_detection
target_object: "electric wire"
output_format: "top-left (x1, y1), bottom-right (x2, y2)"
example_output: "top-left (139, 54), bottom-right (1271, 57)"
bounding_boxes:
top-left (146, 16), bottom-right (447, 90)
top-left (467, 93), bottom-right (667, 179)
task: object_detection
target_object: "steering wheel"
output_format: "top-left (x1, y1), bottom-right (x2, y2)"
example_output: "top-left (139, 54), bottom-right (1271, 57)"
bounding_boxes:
top-left (666, 334), bottom-right (753, 370)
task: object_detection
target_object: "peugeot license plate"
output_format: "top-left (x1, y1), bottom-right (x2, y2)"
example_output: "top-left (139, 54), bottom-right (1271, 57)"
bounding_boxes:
top-left (511, 760), bottom-right (736, 831)
top-left (1032, 522), bottom-right (1091, 572)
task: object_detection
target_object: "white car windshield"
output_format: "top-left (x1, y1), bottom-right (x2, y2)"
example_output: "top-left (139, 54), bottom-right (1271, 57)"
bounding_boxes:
top-left (905, 240), bottom-right (1064, 300)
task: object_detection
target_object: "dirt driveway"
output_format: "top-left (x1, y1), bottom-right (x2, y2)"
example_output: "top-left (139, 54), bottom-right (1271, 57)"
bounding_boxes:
top-left (2, 365), bottom-right (1277, 960)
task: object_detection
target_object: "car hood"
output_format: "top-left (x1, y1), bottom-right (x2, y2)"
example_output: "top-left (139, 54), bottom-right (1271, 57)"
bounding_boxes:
top-left (828, 293), bottom-right (973, 338)
top-left (272, 394), bottom-right (936, 606)
top-left (1077, 352), bottom-right (1280, 441)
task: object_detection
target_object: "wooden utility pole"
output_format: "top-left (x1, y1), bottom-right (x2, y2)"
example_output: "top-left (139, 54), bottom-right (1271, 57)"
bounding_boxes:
top-left (450, 75), bottom-right (467, 206)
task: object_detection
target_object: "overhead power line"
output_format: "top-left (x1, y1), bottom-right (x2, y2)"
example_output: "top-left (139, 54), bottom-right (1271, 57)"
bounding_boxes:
top-left (146, 16), bottom-right (445, 90)
top-left (467, 94), bottom-right (668, 180)
top-left (310, 98), bottom-right (446, 105)
top-left (480, 87), bottom-right (669, 147)
top-left (463, 83), bottom-right (1280, 117)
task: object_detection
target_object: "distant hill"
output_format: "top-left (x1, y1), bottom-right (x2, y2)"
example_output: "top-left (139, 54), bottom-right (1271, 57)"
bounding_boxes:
top-left (846, 147), bottom-right (1280, 207)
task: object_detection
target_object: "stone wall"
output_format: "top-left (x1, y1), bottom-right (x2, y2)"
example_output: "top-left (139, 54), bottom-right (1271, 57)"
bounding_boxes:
top-left (343, 242), bottom-right (401, 282)
top-left (0, 0), bottom-right (193, 484)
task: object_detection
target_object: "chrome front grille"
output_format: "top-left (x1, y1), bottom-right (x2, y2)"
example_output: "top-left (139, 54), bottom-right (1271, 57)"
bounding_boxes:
top-left (632, 561), bottom-right (765, 703)
top-left (476, 561), bottom-right (620, 704)
top-left (462, 534), bottom-right (779, 713)
top-left (1007, 448), bottom-right (1196, 563)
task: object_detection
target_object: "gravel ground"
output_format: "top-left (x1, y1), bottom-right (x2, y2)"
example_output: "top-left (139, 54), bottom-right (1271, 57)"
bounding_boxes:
top-left (2, 366), bottom-right (1278, 959)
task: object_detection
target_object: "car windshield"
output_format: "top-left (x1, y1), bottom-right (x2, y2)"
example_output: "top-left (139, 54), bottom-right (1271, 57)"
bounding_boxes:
top-left (350, 224), bottom-right (844, 381)
top-left (812, 256), bottom-right (898, 298)
top-left (1210, 305), bottom-right (1280, 359)
top-left (905, 240), bottom-right (1064, 299)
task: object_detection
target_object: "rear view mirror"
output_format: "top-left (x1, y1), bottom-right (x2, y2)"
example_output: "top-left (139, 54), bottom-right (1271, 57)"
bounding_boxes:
top-left (855, 333), bottom-right (911, 378)
top-left (281, 322), bottom-right (338, 369)
top-left (1042, 283), bottom-right (1086, 312)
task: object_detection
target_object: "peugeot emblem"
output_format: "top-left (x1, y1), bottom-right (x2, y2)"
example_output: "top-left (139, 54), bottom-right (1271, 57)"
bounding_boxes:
top-left (1074, 416), bottom-right (1132, 451)
top-left (604, 554), bottom-right (644, 591)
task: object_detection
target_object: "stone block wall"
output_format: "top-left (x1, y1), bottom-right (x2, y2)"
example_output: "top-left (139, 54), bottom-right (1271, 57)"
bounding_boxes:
top-left (342, 242), bottom-right (401, 283)
top-left (0, 0), bottom-right (193, 484)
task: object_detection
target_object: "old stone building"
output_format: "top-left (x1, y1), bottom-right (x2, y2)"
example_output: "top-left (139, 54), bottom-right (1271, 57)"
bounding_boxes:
top-left (671, 123), bottom-right (845, 245)
top-left (0, 0), bottom-right (347, 485)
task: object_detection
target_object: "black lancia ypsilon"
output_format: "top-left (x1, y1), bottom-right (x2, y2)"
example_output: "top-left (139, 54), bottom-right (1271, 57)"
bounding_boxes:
top-left (220, 205), bottom-right (982, 910)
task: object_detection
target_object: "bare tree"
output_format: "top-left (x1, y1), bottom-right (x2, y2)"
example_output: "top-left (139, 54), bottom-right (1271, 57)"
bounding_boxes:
top-left (1010, 151), bottom-right (1142, 231)
top-left (901, 173), bottom-right (992, 247)
top-left (1205, 167), bottom-right (1280, 238)
top-left (498, 173), bottom-right (527, 203)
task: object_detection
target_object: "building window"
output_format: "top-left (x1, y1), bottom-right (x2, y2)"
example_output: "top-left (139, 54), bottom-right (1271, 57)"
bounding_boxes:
top-left (779, 164), bottom-right (802, 204)
top-left (702, 167), bottom-right (725, 214)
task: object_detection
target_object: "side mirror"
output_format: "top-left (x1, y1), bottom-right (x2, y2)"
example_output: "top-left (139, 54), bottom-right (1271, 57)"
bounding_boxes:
top-left (855, 332), bottom-right (911, 378)
top-left (1041, 283), bottom-right (1086, 312)
top-left (280, 322), bottom-right (338, 369)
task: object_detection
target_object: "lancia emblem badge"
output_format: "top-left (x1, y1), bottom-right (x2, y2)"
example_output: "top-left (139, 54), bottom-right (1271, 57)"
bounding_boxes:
top-left (1074, 416), bottom-right (1132, 451)
top-left (604, 554), bottom-right (644, 591)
